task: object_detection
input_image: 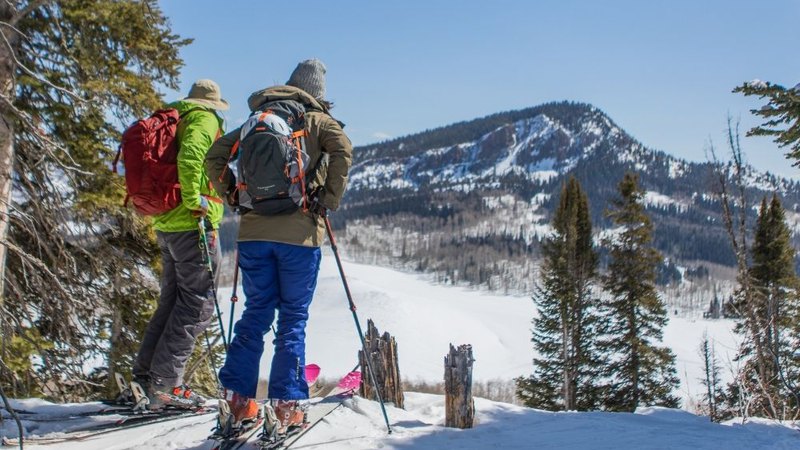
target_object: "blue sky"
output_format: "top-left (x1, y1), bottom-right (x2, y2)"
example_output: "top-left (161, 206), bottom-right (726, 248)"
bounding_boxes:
top-left (159, 0), bottom-right (800, 178)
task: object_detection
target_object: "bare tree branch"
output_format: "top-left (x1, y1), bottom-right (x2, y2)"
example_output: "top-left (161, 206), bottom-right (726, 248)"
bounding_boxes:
top-left (0, 26), bottom-right (83, 102)
top-left (0, 238), bottom-right (75, 302)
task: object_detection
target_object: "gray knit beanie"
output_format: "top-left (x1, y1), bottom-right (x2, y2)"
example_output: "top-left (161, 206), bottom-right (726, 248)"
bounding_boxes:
top-left (287, 59), bottom-right (327, 100)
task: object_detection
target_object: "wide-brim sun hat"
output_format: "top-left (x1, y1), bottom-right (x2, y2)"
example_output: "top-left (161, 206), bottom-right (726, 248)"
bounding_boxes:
top-left (182, 79), bottom-right (229, 110)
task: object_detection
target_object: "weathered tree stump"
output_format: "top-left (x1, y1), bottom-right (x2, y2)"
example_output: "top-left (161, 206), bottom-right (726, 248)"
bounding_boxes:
top-left (358, 319), bottom-right (404, 409)
top-left (445, 344), bottom-right (474, 429)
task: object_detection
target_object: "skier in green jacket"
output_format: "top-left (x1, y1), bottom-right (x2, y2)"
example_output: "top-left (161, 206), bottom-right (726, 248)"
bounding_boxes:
top-left (133, 79), bottom-right (227, 410)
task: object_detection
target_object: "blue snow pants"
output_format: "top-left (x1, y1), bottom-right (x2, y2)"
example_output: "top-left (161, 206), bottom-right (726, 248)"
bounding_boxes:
top-left (219, 241), bottom-right (321, 400)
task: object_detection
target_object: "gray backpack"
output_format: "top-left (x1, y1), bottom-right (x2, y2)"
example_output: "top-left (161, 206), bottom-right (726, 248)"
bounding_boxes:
top-left (236, 100), bottom-right (310, 215)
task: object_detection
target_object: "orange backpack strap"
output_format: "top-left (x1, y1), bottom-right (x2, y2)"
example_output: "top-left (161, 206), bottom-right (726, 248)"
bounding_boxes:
top-left (217, 139), bottom-right (240, 183)
top-left (202, 194), bottom-right (224, 204)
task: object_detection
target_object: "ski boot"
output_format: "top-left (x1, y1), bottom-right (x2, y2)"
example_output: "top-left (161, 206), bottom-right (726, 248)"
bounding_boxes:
top-left (273, 400), bottom-right (306, 431)
top-left (209, 389), bottom-right (262, 444)
top-left (224, 389), bottom-right (260, 426)
top-left (259, 400), bottom-right (308, 448)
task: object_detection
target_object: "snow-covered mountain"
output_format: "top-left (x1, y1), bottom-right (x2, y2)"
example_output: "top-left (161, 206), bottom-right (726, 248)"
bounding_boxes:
top-left (336, 102), bottom-right (800, 296)
top-left (350, 105), bottom-right (626, 190)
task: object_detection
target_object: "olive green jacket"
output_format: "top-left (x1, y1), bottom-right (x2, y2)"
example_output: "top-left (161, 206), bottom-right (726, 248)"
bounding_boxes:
top-left (152, 100), bottom-right (224, 232)
top-left (205, 85), bottom-right (352, 246)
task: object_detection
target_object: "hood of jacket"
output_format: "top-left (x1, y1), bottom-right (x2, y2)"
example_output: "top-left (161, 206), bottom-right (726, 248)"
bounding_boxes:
top-left (247, 85), bottom-right (328, 114)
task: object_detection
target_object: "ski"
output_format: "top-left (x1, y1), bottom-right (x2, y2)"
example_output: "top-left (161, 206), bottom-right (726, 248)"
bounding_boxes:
top-left (214, 423), bottom-right (263, 450)
top-left (1, 408), bottom-right (125, 423)
top-left (0, 373), bottom-right (141, 424)
top-left (256, 370), bottom-right (362, 450)
top-left (1, 372), bottom-right (212, 444)
top-left (0, 402), bottom-right (214, 424)
top-left (1, 407), bottom-right (213, 446)
top-left (0, 404), bottom-right (133, 422)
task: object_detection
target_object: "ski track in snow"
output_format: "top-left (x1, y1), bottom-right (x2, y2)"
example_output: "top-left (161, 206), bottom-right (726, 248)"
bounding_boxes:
top-left (3, 253), bottom-right (792, 448)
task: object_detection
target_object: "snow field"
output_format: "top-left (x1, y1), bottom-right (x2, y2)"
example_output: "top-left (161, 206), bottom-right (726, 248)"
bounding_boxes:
top-left (219, 250), bottom-right (739, 408)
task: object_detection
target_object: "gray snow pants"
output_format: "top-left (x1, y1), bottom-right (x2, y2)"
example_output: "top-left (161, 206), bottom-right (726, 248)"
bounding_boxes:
top-left (133, 228), bottom-right (220, 387)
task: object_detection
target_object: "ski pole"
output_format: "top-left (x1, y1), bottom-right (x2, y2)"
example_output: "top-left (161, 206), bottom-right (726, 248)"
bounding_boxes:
top-left (226, 248), bottom-right (274, 344)
top-left (204, 330), bottom-right (221, 387)
top-left (323, 215), bottom-right (392, 434)
top-left (198, 217), bottom-right (229, 353)
top-left (227, 249), bottom-right (240, 348)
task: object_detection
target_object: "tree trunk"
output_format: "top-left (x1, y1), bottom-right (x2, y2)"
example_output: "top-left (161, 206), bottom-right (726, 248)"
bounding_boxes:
top-left (444, 344), bottom-right (474, 429)
top-left (561, 317), bottom-right (572, 410)
top-left (108, 296), bottom-right (123, 397)
top-left (0, 1), bottom-right (19, 361)
top-left (358, 319), bottom-right (404, 408)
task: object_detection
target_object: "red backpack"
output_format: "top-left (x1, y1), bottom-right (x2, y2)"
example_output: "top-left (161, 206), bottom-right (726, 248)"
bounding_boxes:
top-left (114, 108), bottom-right (199, 215)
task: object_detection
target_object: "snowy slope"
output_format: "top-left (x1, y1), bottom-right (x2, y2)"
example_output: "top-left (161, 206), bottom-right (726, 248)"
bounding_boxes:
top-left (5, 393), bottom-right (798, 449)
top-left (349, 108), bottom-right (616, 192)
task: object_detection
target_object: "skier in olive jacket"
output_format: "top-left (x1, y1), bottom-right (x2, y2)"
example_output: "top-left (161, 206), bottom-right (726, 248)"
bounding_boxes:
top-left (133, 79), bottom-right (227, 410)
top-left (205, 60), bottom-right (352, 431)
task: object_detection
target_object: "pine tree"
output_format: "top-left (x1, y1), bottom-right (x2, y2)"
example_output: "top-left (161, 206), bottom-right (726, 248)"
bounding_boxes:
top-left (517, 177), bottom-right (604, 411)
top-left (733, 81), bottom-right (800, 165)
top-left (735, 195), bottom-right (800, 417)
top-left (699, 333), bottom-right (724, 421)
top-left (0, 1), bottom-right (191, 400)
top-left (601, 172), bottom-right (680, 411)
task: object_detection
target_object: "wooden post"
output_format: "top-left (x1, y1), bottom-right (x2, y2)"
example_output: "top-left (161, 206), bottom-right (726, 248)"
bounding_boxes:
top-left (358, 319), bottom-right (404, 409)
top-left (445, 344), bottom-right (474, 429)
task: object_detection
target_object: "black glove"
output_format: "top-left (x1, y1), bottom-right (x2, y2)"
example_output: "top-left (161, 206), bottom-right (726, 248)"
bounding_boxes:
top-left (309, 198), bottom-right (327, 217)
top-left (307, 189), bottom-right (327, 217)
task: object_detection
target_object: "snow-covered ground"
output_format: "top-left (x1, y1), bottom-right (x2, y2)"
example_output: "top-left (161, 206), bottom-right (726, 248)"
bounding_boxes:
top-left (3, 252), bottom-right (792, 449)
top-left (3, 393), bottom-right (798, 449)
